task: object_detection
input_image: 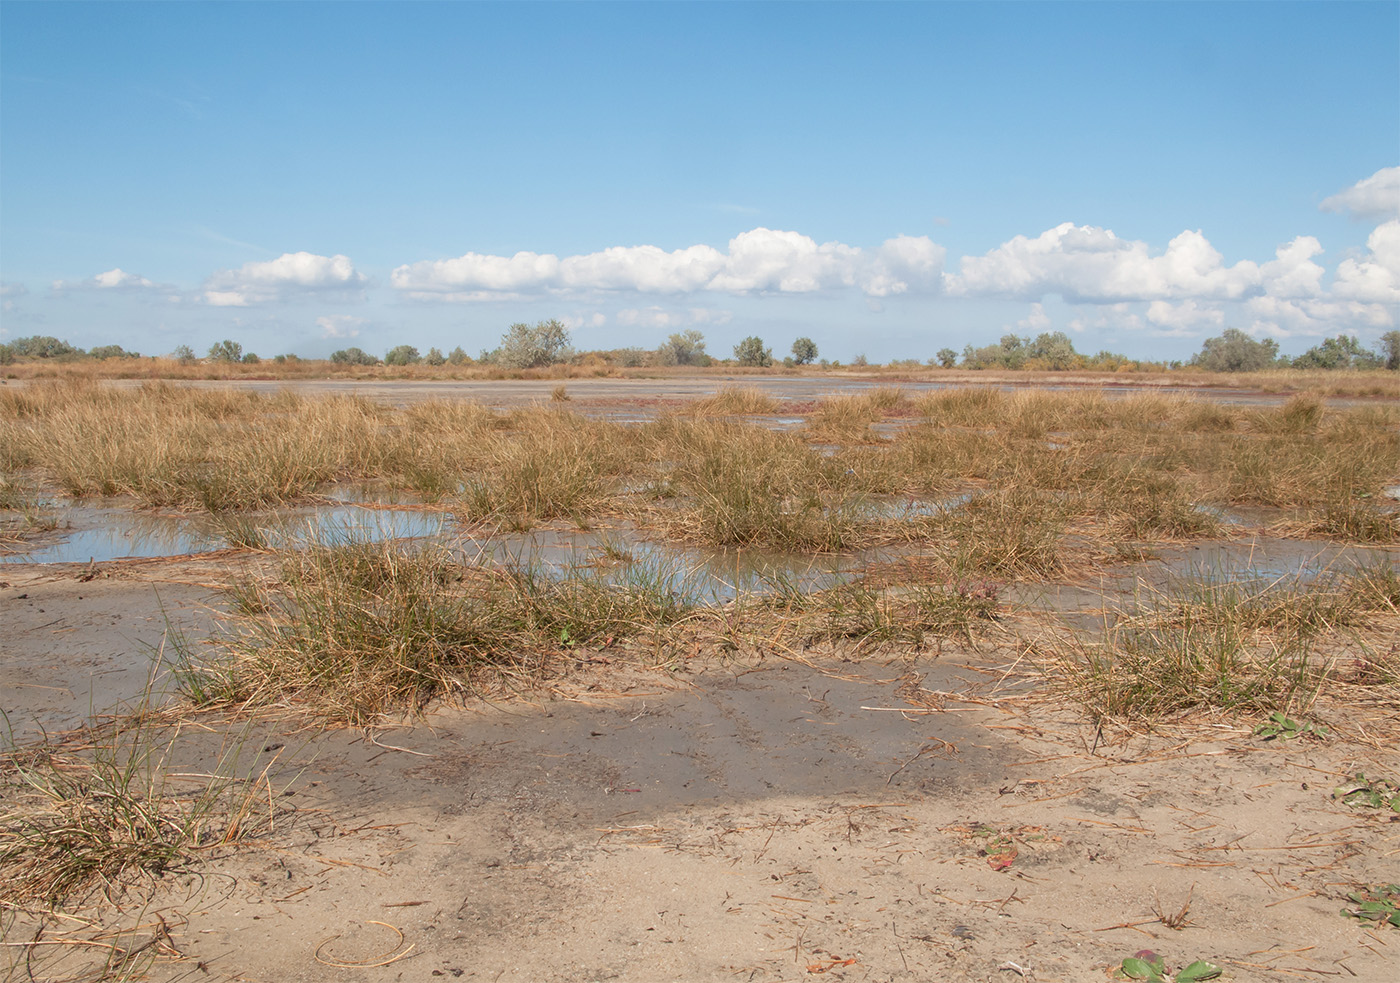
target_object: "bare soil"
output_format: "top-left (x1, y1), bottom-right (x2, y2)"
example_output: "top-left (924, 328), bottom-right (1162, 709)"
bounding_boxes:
top-left (4, 556), bottom-right (1397, 983)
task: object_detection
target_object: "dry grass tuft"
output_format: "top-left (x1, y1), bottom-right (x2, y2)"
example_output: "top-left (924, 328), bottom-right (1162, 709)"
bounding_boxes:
top-left (203, 538), bottom-right (695, 724)
top-left (687, 386), bottom-right (780, 416)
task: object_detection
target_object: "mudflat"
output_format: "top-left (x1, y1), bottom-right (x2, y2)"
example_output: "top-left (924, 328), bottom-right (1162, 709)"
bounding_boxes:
top-left (3, 378), bottom-right (1397, 983)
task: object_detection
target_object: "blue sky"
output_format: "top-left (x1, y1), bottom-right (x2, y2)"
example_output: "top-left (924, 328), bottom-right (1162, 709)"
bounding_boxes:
top-left (2, 1), bottom-right (1397, 363)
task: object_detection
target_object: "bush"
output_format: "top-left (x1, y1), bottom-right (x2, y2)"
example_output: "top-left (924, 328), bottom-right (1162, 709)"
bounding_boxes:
top-left (330, 347), bottom-right (379, 366)
top-left (656, 330), bottom-right (707, 366)
top-left (447, 346), bottom-right (472, 366)
top-left (1191, 329), bottom-right (1280, 372)
top-left (732, 336), bottom-right (773, 367)
top-left (495, 319), bottom-right (574, 369)
top-left (1290, 335), bottom-right (1382, 370)
top-left (424, 347), bottom-right (447, 366)
top-left (89, 345), bottom-right (139, 360)
top-left (207, 340), bottom-right (243, 363)
top-left (9, 336), bottom-right (82, 359)
top-left (384, 345), bottom-right (421, 366)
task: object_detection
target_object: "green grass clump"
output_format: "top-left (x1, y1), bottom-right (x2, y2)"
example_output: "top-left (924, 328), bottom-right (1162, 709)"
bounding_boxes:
top-left (1051, 620), bottom-right (1321, 723)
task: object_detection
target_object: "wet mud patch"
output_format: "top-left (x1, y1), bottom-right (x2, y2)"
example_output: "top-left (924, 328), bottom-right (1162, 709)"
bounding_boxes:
top-left (395, 657), bottom-right (1011, 818)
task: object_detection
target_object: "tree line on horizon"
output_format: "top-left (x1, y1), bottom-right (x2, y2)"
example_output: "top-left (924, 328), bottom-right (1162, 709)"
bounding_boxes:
top-left (3, 323), bottom-right (1398, 373)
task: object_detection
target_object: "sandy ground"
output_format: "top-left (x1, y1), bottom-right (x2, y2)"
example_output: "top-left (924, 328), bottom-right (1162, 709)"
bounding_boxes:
top-left (4, 377), bottom-right (1398, 981)
top-left (4, 556), bottom-right (1398, 983)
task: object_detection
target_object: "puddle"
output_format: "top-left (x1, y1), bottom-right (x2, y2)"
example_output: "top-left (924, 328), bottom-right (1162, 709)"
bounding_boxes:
top-left (0, 504), bottom-right (447, 564)
top-left (457, 527), bottom-right (873, 601)
top-left (1140, 539), bottom-right (1400, 585)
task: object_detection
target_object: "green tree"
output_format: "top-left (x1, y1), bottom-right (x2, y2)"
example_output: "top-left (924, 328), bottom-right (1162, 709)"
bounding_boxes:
top-left (1190, 329), bottom-right (1280, 372)
top-left (171, 344), bottom-right (196, 364)
top-left (330, 347), bottom-right (378, 365)
top-left (242, 352), bottom-right (260, 364)
top-left (424, 347), bottom-right (447, 366)
top-left (732, 336), bottom-right (773, 367)
top-left (935, 348), bottom-right (958, 368)
top-left (496, 319), bottom-right (574, 368)
top-left (1026, 331), bottom-right (1078, 370)
top-left (1379, 330), bottom-right (1400, 371)
top-left (10, 336), bottom-right (82, 359)
top-left (790, 337), bottom-right (818, 365)
top-left (1291, 334), bottom-right (1380, 370)
top-left (89, 345), bottom-right (139, 360)
top-left (207, 339), bottom-right (243, 363)
top-left (447, 346), bottom-right (471, 365)
top-left (656, 329), bottom-right (708, 366)
top-left (384, 345), bottom-right (421, 366)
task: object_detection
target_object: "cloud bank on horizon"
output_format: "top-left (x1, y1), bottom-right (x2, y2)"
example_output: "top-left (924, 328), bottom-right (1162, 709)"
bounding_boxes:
top-left (30, 166), bottom-right (1396, 353)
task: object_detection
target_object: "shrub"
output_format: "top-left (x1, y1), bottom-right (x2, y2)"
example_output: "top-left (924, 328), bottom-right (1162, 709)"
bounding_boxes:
top-left (656, 329), bottom-right (708, 366)
top-left (384, 345), bottom-right (421, 366)
top-left (495, 319), bottom-right (574, 368)
top-left (1191, 329), bottom-right (1280, 372)
top-left (733, 336), bottom-right (773, 367)
top-left (9, 336), bottom-right (83, 359)
top-left (207, 340), bottom-right (243, 363)
top-left (89, 345), bottom-right (139, 360)
top-left (330, 346), bottom-right (379, 365)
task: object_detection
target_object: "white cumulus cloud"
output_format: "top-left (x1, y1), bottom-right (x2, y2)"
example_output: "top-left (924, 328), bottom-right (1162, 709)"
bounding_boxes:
top-left (204, 252), bottom-right (366, 307)
top-left (616, 307), bottom-right (734, 329)
top-left (1320, 167), bottom-right (1400, 223)
top-left (392, 229), bottom-right (945, 301)
top-left (317, 314), bottom-right (366, 339)
top-left (561, 244), bottom-right (725, 292)
top-left (1015, 302), bottom-right (1053, 333)
top-left (94, 268), bottom-right (156, 289)
top-left (947, 223), bottom-right (1265, 303)
top-left (559, 313), bottom-right (608, 330)
top-left (1146, 299), bottom-right (1226, 334)
top-left (1331, 219), bottom-right (1400, 307)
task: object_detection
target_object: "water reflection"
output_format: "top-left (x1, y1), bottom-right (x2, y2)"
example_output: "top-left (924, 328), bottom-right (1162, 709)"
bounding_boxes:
top-left (1, 505), bottom-right (446, 564)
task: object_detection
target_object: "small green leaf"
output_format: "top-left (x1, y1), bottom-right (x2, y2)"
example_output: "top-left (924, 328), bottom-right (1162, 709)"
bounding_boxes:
top-left (1176, 960), bottom-right (1222, 982)
top-left (1119, 957), bottom-right (1163, 980)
